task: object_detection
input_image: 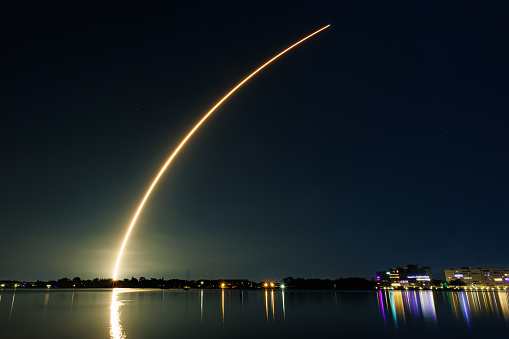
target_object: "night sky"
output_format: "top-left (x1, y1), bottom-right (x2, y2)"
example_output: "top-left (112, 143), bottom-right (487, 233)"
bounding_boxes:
top-left (2, 2), bottom-right (508, 282)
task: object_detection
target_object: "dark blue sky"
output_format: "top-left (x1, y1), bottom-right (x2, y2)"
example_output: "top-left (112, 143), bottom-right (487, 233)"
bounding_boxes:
top-left (1, 1), bottom-right (508, 281)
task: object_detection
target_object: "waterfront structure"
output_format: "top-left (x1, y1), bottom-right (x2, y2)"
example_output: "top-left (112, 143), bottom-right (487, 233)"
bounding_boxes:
top-left (376, 264), bottom-right (433, 288)
top-left (444, 267), bottom-right (509, 288)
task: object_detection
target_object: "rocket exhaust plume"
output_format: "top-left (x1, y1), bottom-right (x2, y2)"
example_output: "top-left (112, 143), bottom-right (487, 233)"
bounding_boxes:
top-left (113, 24), bottom-right (330, 280)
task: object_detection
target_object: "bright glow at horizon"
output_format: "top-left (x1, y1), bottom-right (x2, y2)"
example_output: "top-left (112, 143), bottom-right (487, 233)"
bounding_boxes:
top-left (112, 24), bottom-right (330, 280)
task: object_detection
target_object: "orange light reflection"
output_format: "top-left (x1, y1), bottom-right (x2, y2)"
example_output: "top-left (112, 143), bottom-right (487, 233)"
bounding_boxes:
top-left (221, 289), bottom-right (225, 325)
top-left (110, 289), bottom-right (127, 339)
top-left (265, 289), bottom-right (269, 322)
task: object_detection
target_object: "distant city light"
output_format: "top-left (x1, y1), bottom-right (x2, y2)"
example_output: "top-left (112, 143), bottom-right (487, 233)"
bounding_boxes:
top-left (280, 284), bottom-right (285, 289)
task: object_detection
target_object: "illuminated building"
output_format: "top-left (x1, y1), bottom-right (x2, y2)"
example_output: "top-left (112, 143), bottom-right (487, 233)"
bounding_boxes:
top-left (376, 264), bottom-right (433, 288)
top-left (444, 267), bottom-right (509, 288)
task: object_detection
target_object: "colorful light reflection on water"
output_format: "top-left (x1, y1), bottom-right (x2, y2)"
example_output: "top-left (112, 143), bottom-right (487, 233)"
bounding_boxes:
top-left (2, 288), bottom-right (509, 338)
top-left (377, 289), bottom-right (509, 328)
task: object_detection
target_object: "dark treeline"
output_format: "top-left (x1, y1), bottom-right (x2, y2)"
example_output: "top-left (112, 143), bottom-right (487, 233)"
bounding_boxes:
top-left (283, 277), bottom-right (375, 290)
top-left (0, 276), bottom-right (376, 290)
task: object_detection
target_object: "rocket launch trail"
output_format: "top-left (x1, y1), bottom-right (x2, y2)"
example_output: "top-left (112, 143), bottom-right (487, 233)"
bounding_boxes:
top-left (113, 24), bottom-right (330, 280)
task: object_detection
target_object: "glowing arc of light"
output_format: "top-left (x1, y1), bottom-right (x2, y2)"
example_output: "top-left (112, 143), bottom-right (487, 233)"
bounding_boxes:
top-left (113, 24), bottom-right (331, 280)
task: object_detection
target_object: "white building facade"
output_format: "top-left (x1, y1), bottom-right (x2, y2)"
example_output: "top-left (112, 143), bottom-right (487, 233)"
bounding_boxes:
top-left (444, 267), bottom-right (509, 288)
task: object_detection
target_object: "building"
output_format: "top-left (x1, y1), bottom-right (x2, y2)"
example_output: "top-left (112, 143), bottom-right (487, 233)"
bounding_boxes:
top-left (376, 264), bottom-right (433, 288)
top-left (444, 267), bottom-right (509, 288)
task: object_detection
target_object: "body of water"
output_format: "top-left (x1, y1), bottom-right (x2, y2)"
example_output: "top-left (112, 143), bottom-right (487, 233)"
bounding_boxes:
top-left (1, 288), bottom-right (508, 338)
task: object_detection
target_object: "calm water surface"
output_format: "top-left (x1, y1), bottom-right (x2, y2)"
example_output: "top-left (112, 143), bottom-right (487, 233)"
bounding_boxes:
top-left (1, 288), bottom-right (508, 338)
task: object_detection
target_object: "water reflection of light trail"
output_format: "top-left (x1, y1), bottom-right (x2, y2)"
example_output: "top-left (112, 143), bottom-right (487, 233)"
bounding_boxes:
top-left (378, 290), bottom-right (386, 326)
top-left (393, 291), bottom-right (406, 326)
top-left (381, 290), bottom-right (438, 326)
top-left (410, 291), bottom-right (419, 315)
top-left (459, 292), bottom-right (471, 327)
top-left (271, 290), bottom-right (275, 321)
top-left (9, 287), bottom-right (16, 325)
top-left (221, 289), bottom-right (225, 325)
top-left (477, 292), bottom-right (488, 317)
top-left (241, 291), bottom-right (243, 310)
top-left (200, 290), bottom-right (203, 324)
top-left (71, 291), bottom-right (75, 312)
top-left (383, 291), bottom-right (391, 320)
top-left (389, 291), bottom-right (398, 329)
top-left (43, 292), bottom-right (49, 317)
top-left (265, 290), bottom-right (269, 322)
top-left (478, 292), bottom-right (487, 312)
top-left (110, 289), bottom-right (127, 339)
top-left (488, 292), bottom-right (500, 318)
top-left (428, 291), bottom-right (437, 323)
top-left (402, 291), bottom-right (415, 317)
top-left (112, 24), bottom-right (331, 280)
top-left (449, 292), bottom-right (463, 323)
top-left (419, 291), bottom-right (437, 324)
top-left (282, 290), bottom-right (286, 320)
top-left (498, 291), bottom-right (509, 322)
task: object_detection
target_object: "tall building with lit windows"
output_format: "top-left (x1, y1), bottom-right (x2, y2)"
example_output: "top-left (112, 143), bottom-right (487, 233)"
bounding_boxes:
top-left (444, 267), bottom-right (509, 288)
top-left (376, 264), bottom-right (433, 288)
